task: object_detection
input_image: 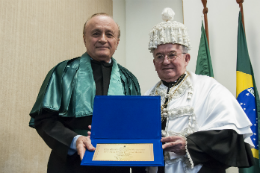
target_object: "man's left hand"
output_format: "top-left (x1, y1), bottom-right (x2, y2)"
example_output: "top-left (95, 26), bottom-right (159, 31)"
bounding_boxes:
top-left (76, 125), bottom-right (95, 160)
top-left (161, 136), bottom-right (186, 155)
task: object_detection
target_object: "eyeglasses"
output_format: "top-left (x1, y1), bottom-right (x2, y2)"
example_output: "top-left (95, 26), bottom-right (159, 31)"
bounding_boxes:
top-left (154, 52), bottom-right (186, 62)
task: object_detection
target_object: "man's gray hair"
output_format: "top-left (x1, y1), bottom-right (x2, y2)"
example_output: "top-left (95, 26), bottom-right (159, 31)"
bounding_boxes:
top-left (182, 45), bottom-right (189, 54)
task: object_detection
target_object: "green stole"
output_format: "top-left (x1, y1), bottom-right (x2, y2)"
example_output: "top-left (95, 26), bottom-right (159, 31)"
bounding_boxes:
top-left (29, 52), bottom-right (125, 123)
top-left (73, 52), bottom-right (124, 117)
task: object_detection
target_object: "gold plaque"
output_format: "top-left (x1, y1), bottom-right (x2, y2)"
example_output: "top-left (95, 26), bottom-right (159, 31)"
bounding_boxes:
top-left (92, 144), bottom-right (154, 161)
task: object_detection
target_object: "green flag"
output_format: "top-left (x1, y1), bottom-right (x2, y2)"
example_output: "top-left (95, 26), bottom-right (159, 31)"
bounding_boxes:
top-left (195, 22), bottom-right (214, 77)
top-left (237, 12), bottom-right (260, 173)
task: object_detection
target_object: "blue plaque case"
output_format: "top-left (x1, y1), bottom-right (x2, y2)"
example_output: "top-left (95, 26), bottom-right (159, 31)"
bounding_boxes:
top-left (81, 96), bottom-right (164, 167)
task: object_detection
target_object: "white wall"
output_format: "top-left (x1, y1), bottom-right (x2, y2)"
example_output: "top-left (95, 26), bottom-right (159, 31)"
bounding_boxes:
top-left (183, 0), bottom-right (260, 97)
top-left (125, 0), bottom-right (184, 94)
top-left (113, 0), bottom-right (183, 93)
top-left (113, 0), bottom-right (126, 66)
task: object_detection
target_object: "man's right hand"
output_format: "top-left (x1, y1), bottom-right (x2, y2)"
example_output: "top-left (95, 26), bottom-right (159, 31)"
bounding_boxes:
top-left (76, 127), bottom-right (95, 160)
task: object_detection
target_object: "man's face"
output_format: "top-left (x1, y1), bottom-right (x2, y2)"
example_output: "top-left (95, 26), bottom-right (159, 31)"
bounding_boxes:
top-left (83, 15), bottom-right (119, 63)
top-left (153, 44), bottom-right (190, 82)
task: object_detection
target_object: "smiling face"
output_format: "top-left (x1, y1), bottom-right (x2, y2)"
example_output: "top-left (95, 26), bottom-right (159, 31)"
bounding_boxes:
top-left (153, 44), bottom-right (190, 82)
top-left (83, 15), bottom-right (120, 63)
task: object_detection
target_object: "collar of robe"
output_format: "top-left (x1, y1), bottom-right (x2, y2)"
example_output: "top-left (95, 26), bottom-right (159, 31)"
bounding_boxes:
top-left (161, 73), bottom-right (186, 90)
top-left (90, 58), bottom-right (113, 67)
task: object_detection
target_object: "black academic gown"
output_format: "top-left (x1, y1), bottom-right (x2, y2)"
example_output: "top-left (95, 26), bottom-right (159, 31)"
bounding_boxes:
top-left (33, 59), bottom-right (144, 173)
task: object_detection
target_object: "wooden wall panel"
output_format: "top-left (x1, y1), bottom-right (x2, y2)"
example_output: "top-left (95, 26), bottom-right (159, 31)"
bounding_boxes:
top-left (0, 0), bottom-right (112, 172)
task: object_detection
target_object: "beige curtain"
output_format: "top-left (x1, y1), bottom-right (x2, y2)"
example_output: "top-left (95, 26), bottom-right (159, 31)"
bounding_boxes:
top-left (0, 0), bottom-right (112, 172)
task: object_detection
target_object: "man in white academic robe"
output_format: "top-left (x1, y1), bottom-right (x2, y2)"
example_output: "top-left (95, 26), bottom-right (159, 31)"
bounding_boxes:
top-left (145, 8), bottom-right (254, 173)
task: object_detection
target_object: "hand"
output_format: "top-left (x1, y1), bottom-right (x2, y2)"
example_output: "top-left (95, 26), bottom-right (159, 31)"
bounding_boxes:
top-left (76, 126), bottom-right (95, 160)
top-left (161, 136), bottom-right (186, 155)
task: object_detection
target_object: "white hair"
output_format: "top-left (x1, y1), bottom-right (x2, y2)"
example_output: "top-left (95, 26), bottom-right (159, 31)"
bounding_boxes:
top-left (150, 44), bottom-right (189, 54)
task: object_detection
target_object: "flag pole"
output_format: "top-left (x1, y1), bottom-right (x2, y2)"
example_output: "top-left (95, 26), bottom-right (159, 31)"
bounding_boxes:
top-left (201, 0), bottom-right (209, 47)
top-left (236, 0), bottom-right (245, 31)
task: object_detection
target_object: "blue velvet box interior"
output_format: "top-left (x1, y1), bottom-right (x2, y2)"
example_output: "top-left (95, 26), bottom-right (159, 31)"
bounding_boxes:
top-left (81, 96), bottom-right (164, 167)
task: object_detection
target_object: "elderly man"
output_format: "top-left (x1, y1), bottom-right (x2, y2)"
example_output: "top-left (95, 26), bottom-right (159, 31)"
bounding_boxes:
top-left (29, 13), bottom-right (141, 173)
top-left (145, 8), bottom-right (254, 173)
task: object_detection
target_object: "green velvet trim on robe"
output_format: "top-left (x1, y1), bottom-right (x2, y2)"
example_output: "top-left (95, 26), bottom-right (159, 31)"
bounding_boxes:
top-left (29, 53), bottom-right (140, 128)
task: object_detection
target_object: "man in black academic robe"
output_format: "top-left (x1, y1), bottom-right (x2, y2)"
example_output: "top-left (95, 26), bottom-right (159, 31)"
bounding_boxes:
top-left (29, 13), bottom-right (144, 173)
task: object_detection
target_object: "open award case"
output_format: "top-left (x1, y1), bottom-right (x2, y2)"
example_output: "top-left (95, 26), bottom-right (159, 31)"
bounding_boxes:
top-left (81, 96), bottom-right (164, 167)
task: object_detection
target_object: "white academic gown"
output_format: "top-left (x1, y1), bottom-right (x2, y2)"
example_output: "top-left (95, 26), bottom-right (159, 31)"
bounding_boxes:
top-left (145, 71), bottom-right (253, 173)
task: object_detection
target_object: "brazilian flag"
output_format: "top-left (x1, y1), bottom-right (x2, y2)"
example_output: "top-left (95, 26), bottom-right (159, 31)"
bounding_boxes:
top-left (195, 22), bottom-right (214, 77)
top-left (237, 12), bottom-right (260, 173)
